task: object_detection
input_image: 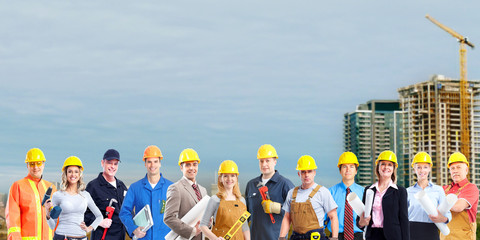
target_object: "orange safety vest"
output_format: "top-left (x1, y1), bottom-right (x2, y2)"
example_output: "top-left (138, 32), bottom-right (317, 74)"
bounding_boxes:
top-left (6, 175), bottom-right (56, 240)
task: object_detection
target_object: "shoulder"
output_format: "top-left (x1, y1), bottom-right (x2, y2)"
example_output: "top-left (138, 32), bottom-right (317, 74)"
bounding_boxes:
top-left (163, 177), bottom-right (174, 185)
top-left (81, 190), bottom-right (92, 198)
top-left (116, 178), bottom-right (127, 189)
top-left (210, 195), bottom-right (221, 203)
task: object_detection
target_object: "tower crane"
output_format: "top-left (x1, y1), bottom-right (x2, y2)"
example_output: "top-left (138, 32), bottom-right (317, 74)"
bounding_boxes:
top-left (425, 14), bottom-right (475, 160)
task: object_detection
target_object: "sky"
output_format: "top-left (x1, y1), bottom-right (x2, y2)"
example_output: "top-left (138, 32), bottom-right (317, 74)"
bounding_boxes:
top-left (1, 1), bottom-right (480, 194)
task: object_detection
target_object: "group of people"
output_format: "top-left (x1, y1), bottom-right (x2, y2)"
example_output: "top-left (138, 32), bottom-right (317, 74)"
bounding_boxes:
top-left (5, 144), bottom-right (479, 240)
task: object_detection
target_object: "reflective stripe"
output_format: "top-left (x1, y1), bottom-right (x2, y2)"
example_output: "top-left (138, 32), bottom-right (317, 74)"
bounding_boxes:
top-left (27, 179), bottom-right (42, 240)
top-left (8, 226), bottom-right (21, 235)
top-left (22, 237), bottom-right (39, 240)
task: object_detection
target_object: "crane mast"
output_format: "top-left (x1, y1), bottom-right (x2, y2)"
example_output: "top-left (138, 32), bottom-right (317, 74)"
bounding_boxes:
top-left (425, 14), bottom-right (475, 160)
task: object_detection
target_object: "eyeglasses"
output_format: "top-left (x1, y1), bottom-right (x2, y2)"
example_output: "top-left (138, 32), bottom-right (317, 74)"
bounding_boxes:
top-left (28, 162), bottom-right (44, 167)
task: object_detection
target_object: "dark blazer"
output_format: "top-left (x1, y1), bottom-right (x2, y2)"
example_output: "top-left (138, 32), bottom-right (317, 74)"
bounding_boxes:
top-left (357, 183), bottom-right (410, 240)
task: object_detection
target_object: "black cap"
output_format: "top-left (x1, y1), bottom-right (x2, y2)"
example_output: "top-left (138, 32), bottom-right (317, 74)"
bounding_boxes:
top-left (103, 149), bottom-right (120, 162)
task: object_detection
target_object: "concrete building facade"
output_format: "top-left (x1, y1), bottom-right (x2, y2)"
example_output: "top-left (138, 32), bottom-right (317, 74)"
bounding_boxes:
top-left (398, 75), bottom-right (480, 189)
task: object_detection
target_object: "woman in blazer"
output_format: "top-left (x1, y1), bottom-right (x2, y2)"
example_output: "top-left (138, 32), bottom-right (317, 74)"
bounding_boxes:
top-left (358, 150), bottom-right (409, 240)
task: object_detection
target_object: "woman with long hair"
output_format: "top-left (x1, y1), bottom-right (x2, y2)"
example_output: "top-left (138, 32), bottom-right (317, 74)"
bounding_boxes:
top-left (45, 156), bottom-right (104, 240)
top-left (200, 160), bottom-right (250, 240)
top-left (407, 152), bottom-right (451, 240)
top-left (358, 151), bottom-right (409, 240)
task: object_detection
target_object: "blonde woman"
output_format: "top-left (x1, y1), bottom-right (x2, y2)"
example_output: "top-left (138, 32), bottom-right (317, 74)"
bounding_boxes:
top-left (45, 156), bottom-right (104, 240)
top-left (200, 160), bottom-right (250, 240)
top-left (358, 151), bottom-right (409, 240)
top-left (407, 152), bottom-right (450, 240)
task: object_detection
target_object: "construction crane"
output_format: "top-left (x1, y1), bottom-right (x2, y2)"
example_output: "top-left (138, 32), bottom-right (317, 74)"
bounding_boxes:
top-left (425, 14), bottom-right (475, 160)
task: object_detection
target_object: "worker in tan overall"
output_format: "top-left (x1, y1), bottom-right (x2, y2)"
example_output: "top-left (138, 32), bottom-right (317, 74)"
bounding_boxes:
top-left (279, 155), bottom-right (339, 240)
top-left (200, 160), bottom-right (250, 240)
top-left (440, 152), bottom-right (479, 240)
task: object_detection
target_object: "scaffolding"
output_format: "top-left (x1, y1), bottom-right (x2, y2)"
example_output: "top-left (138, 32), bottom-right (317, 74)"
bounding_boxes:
top-left (398, 75), bottom-right (480, 189)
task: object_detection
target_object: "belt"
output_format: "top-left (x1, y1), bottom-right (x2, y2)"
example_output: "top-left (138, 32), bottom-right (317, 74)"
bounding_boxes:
top-left (291, 228), bottom-right (325, 240)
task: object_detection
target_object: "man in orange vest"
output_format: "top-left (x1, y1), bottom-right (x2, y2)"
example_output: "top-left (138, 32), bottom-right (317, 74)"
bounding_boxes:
top-left (6, 148), bottom-right (57, 240)
top-left (440, 152), bottom-right (479, 240)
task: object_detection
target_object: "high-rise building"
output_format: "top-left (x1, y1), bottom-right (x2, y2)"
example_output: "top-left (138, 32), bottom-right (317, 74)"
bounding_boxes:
top-left (398, 74), bottom-right (480, 189)
top-left (344, 100), bottom-right (406, 187)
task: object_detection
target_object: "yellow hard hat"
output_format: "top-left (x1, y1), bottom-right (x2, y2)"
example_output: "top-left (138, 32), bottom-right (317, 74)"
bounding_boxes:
top-left (411, 152), bottom-right (432, 168)
top-left (25, 148), bottom-right (46, 163)
top-left (178, 148), bottom-right (200, 166)
top-left (143, 145), bottom-right (163, 161)
top-left (375, 150), bottom-right (398, 167)
top-left (218, 160), bottom-right (239, 174)
top-left (257, 144), bottom-right (278, 159)
top-left (447, 152), bottom-right (469, 167)
top-left (62, 156), bottom-right (84, 171)
top-left (296, 155), bottom-right (317, 171)
top-left (337, 152), bottom-right (359, 167)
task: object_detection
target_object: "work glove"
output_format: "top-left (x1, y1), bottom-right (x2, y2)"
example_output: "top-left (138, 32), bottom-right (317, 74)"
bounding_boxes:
top-left (261, 200), bottom-right (281, 214)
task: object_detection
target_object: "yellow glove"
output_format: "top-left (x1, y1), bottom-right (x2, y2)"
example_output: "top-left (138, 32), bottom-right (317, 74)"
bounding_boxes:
top-left (261, 200), bottom-right (281, 214)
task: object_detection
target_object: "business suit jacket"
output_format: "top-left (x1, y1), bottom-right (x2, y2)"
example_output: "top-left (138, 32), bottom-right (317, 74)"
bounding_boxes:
top-left (357, 183), bottom-right (410, 240)
top-left (164, 177), bottom-right (208, 240)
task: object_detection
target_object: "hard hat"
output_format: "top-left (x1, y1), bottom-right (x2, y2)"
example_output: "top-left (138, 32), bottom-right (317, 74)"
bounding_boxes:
top-left (218, 160), bottom-right (239, 174)
top-left (447, 152), bottom-right (469, 167)
top-left (337, 152), bottom-right (359, 167)
top-left (62, 156), bottom-right (84, 171)
top-left (143, 145), bottom-right (163, 161)
top-left (375, 150), bottom-right (398, 167)
top-left (25, 148), bottom-right (46, 163)
top-left (296, 155), bottom-right (317, 171)
top-left (178, 148), bottom-right (200, 166)
top-left (257, 144), bottom-right (278, 159)
top-left (411, 152), bottom-right (432, 168)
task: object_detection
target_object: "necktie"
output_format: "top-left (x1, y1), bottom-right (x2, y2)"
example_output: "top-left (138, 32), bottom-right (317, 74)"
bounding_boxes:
top-left (344, 187), bottom-right (354, 240)
top-left (192, 183), bottom-right (202, 201)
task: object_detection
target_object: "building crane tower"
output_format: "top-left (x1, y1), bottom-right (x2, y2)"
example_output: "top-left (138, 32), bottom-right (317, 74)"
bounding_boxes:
top-left (425, 14), bottom-right (475, 160)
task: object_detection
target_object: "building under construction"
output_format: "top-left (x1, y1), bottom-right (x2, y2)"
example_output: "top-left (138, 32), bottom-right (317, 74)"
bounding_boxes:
top-left (398, 74), bottom-right (480, 189)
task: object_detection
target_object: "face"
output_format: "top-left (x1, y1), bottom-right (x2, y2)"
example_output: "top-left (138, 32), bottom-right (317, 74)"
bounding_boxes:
top-left (414, 163), bottom-right (431, 181)
top-left (27, 161), bottom-right (45, 179)
top-left (298, 169), bottom-right (316, 186)
top-left (66, 166), bottom-right (81, 185)
top-left (340, 164), bottom-right (357, 181)
top-left (102, 159), bottom-right (119, 178)
top-left (449, 162), bottom-right (468, 183)
top-left (378, 161), bottom-right (394, 179)
top-left (259, 157), bottom-right (277, 176)
top-left (220, 173), bottom-right (237, 189)
top-left (145, 157), bottom-right (161, 176)
top-left (180, 161), bottom-right (199, 181)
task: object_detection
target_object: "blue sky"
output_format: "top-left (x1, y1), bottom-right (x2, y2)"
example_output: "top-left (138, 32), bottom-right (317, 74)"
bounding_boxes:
top-left (1, 1), bottom-right (480, 194)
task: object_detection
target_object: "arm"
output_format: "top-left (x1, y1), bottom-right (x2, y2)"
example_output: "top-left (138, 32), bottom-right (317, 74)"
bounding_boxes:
top-left (243, 230), bottom-right (251, 240)
top-left (327, 208), bottom-right (339, 238)
top-left (83, 182), bottom-right (95, 226)
top-left (357, 187), bottom-right (371, 229)
top-left (163, 184), bottom-right (195, 238)
top-left (399, 187), bottom-right (410, 240)
top-left (85, 192), bottom-right (104, 230)
top-left (279, 212), bottom-right (291, 238)
top-left (119, 187), bottom-right (137, 237)
top-left (6, 182), bottom-right (22, 240)
top-left (200, 197), bottom-right (221, 240)
top-left (450, 198), bottom-right (470, 212)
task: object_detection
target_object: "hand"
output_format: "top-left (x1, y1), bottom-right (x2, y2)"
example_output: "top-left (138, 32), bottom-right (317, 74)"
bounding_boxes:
top-left (99, 218), bottom-right (112, 228)
top-left (429, 210), bottom-right (448, 223)
top-left (80, 222), bottom-right (92, 233)
top-left (194, 221), bottom-right (202, 236)
top-left (358, 214), bottom-right (371, 227)
top-left (44, 200), bottom-right (53, 218)
top-left (133, 227), bottom-right (146, 239)
top-left (261, 200), bottom-right (282, 214)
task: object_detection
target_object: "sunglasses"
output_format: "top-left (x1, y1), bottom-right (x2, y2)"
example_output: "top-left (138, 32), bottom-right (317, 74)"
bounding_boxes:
top-left (28, 162), bottom-right (44, 167)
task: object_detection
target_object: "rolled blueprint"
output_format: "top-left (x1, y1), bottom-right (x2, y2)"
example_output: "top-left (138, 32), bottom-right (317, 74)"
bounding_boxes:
top-left (414, 190), bottom-right (450, 236)
top-left (165, 195), bottom-right (211, 240)
top-left (437, 194), bottom-right (457, 215)
top-left (364, 189), bottom-right (374, 218)
top-left (347, 192), bottom-right (365, 217)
